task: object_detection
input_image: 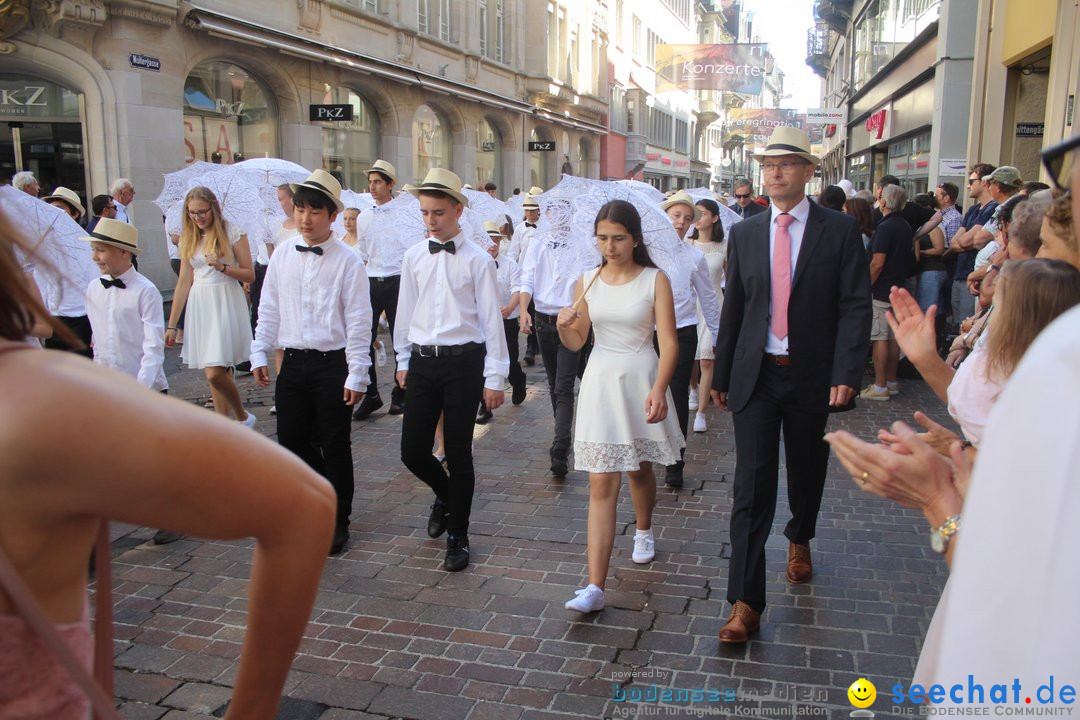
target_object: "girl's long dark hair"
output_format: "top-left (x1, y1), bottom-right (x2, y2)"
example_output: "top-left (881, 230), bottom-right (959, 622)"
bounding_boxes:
top-left (594, 200), bottom-right (657, 268)
top-left (694, 199), bottom-right (724, 244)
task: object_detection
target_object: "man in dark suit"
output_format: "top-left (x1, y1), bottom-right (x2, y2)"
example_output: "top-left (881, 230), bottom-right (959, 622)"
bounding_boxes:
top-left (711, 127), bottom-right (872, 643)
top-left (732, 180), bottom-right (767, 218)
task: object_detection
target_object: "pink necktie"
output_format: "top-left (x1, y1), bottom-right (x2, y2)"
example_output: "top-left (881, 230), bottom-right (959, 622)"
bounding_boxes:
top-left (771, 213), bottom-right (795, 340)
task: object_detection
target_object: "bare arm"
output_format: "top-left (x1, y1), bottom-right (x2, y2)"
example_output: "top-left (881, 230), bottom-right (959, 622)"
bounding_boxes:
top-left (869, 253), bottom-right (886, 285)
top-left (0, 352), bottom-right (335, 719)
top-left (166, 258), bottom-right (194, 335)
top-left (921, 227), bottom-right (946, 257)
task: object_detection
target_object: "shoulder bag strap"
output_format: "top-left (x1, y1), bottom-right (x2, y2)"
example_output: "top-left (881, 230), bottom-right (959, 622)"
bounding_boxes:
top-left (0, 520), bottom-right (121, 720)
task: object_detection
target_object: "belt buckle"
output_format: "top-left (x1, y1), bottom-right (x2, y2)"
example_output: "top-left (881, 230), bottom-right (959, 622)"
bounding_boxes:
top-left (418, 345), bottom-right (438, 358)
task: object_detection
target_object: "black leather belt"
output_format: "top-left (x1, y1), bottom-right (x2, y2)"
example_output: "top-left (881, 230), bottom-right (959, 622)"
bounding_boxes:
top-left (763, 353), bottom-right (791, 367)
top-left (413, 341), bottom-right (484, 358)
top-left (534, 311), bottom-right (559, 324)
top-left (370, 275), bottom-right (400, 283)
top-left (284, 347), bottom-right (345, 357)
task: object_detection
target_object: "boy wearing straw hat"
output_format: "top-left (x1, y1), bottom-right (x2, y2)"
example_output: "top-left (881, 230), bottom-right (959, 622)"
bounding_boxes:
top-left (353, 159), bottom-right (408, 421)
top-left (251, 169), bottom-right (372, 556)
top-left (43, 187), bottom-right (86, 223)
top-left (511, 195), bottom-right (542, 366)
top-left (82, 218), bottom-right (167, 392)
top-left (395, 168), bottom-right (509, 572)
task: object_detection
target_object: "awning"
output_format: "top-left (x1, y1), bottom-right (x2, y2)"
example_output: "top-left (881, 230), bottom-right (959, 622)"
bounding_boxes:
top-left (185, 7), bottom-right (607, 135)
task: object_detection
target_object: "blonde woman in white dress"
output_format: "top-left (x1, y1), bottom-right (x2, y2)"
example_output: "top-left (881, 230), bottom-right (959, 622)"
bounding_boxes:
top-left (557, 200), bottom-right (684, 614)
top-left (165, 186), bottom-right (255, 425)
top-left (689, 198), bottom-right (726, 432)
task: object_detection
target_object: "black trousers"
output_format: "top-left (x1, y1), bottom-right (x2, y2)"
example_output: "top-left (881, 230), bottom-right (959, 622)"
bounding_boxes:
top-left (44, 314), bottom-right (93, 358)
top-left (249, 262), bottom-right (268, 335)
top-left (665, 324), bottom-right (700, 471)
top-left (276, 348), bottom-right (354, 525)
top-left (400, 347), bottom-right (486, 536)
top-left (368, 275), bottom-right (404, 404)
top-left (169, 259), bottom-right (186, 330)
top-left (535, 313), bottom-right (579, 457)
top-left (504, 318), bottom-right (525, 389)
top-left (728, 361), bottom-right (830, 612)
top-left (524, 300), bottom-right (538, 357)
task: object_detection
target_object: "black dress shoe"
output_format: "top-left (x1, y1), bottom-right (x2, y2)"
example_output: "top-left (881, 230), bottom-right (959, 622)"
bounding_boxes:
top-left (352, 394), bottom-right (383, 421)
top-left (234, 361), bottom-right (252, 374)
top-left (511, 376), bottom-right (527, 405)
top-left (387, 399), bottom-right (405, 415)
top-left (152, 529), bottom-right (183, 545)
top-left (329, 522), bottom-right (349, 555)
top-left (664, 465), bottom-right (683, 488)
top-left (524, 353), bottom-right (535, 367)
top-left (444, 534), bottom-right (470, 572)
top-left (427, 500), bottom-right (448, 538)
top-left (550, 455), bottom-right (568, 478)
top-left (475, 407), bottom-right (493, 425)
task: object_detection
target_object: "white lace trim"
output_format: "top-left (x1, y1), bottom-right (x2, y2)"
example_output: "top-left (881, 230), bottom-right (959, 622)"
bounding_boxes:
top-left (574, 438), bottom-right (683, 473)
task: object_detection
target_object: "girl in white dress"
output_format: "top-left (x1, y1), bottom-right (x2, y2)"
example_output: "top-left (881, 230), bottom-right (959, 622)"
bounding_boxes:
top-left (690, 198), bottom-right (726, 432)
top-left (557, 200), bottom-right (684, 613)
top-left (165, 186), bottom-right (255, 425)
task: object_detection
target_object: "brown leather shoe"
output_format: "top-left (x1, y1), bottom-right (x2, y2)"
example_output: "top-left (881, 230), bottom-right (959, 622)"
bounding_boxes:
top-left (717, 601), bottom-right (761, 644)
top-left (787, 542), bottom-right (812, 584)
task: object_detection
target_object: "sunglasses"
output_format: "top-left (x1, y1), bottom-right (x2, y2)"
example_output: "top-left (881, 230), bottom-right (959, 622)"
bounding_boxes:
top-left (734, 193), bottom-right (751, 199)
top-left (1041, 134), bottom-right (1079, 191)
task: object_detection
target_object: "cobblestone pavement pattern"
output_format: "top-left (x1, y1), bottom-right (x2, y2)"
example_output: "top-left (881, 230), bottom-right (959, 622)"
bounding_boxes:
top-left (104, 334), bottom-right (948, 719)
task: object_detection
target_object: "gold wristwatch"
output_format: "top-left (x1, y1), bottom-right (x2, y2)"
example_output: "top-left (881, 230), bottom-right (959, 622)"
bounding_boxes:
top-left (930, 514), bottom-right (961, 554)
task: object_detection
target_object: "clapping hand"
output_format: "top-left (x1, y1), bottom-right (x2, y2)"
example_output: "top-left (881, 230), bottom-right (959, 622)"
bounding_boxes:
top-left (886, 286), bottom-right (937, 365)
top-left (878, 410), bottom-right (962, 458)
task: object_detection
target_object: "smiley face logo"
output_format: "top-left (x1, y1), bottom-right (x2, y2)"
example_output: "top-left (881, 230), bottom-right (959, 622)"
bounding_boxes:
top-left (848, 678), bottom-right (876, 708)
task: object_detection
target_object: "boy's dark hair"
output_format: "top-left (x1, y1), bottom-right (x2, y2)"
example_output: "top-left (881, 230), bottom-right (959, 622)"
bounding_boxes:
top-left (1022, 181), bottom-right (1050, 195)
top-left (878, 174), bottom-right (901, 187)
top-left (418, 189), bottom-right (461, 207)
top-left (292, 186), bottom-right (339, 213)
top-left (484, 182), bottom-right (497, 192)
top-left (818, 186), bottom-right (848, 212)
top-left (92, 194), bottom-right (113, 215)
top-left (594, 200), bottom-right (657, 268)
top-left (512, 187), bottom-right (521, 195)
top-left (971, 163), bottom-right (996, 180)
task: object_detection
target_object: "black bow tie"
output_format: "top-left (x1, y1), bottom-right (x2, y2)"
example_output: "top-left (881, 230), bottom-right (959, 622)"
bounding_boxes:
top-left (428, 240), bottom-right (456, 255)
top-left (100, 277), bottom-right (126, 289)
top-left (295, 244), bottom-right (324, 255)
top-left (525, 222), bottom-right (537, 228)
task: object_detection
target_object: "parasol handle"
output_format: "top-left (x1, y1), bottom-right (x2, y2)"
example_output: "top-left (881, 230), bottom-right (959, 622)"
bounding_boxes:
top-left (571, 268), bottom-right (601, 312)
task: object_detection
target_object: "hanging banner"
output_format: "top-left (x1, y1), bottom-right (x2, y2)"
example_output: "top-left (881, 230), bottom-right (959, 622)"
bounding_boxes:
top-left (725, 108), bottom-right (805, 145)
top-left (655, 44), bottom-right (770, 94)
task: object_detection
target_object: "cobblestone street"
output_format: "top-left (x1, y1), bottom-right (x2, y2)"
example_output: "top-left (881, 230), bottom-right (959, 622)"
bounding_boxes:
top-left (106, 337), bottom-right (949, 719)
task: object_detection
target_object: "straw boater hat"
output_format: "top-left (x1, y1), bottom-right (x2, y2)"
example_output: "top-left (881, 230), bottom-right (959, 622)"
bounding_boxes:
top-left (81, 217), bottom-right (141, 255)
top-left (528, 186), bottom-right (544, 196)
top-left (407, 168), bottom-right (470, 207)
top-left (751, 126), bottom-right (820, 166)
top-left (521, 195), bottom-right (540, 210)
top-left (42, 186), bottom-right (85, 220)
top-left (482, 220), bottom-right (503, 236)
top-left (660, 190), bottom-right (703, 222)
top-left (289, 169), bottom-right (344, 212)
top-left (367, 159), bottom-right (397, 184)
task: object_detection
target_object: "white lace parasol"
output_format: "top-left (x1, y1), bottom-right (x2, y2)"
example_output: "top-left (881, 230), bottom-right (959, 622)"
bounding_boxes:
top-left (614, 179), bottom-right (666, 203)
top-left (153, 161), bottom-right (221, 215)
top-left (362, 192), bottom-right (428, 264)
top-left (0, 186), bottom-right (99, 316)
top-left (460, 207), bottom-right (496, 251)
top-left (505, 193), bottom-right (525, 223)
top-left (332, 190), bottom-right (375, 237)
top-left (462, 189), bottom-right (512, 228)
top-left (164, 170), bottom-right (273, 261)
top-left (533, 176), bottom-right (695, 298)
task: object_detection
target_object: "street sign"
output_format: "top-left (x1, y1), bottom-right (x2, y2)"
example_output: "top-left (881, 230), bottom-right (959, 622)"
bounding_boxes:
top-left (1015, 122), bottom-right (1044, 138)
top-left (309, 104), bottom-right (354, 122)
top-left (128, 53), bottom-right (161, 72)
top-left (805, 108), bottom-right (845, 125)
top-left (528, 141), bottom-right (555, 152)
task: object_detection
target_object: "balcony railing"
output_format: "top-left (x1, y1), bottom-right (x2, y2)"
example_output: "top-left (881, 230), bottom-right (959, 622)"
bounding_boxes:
top-left (805, 23), bottom-right (830, 78)
top-left (814, 0), bottom-right (853, 34)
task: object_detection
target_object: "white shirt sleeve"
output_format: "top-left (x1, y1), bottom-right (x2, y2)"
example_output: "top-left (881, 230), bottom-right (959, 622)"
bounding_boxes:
top-left (250, 250), bottom-right (281, 370)
top-left (393, 249), bottom-right (419, 372)
top-left (519, 239), bottom-right (539, 297)
top-left (343, 257), bottom-right (373, 392)
top-left (475, 254), bottom-right (510, 390)
top-left (137, 285), bottom-right (166, 390)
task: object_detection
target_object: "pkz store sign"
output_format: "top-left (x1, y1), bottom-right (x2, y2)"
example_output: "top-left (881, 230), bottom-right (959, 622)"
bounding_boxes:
top-left (310, 104), bottom-right (354, 122)
top-left (0, 78), bottom-right (78, 118)
top-left (128, 53), bottom-right (162, 72)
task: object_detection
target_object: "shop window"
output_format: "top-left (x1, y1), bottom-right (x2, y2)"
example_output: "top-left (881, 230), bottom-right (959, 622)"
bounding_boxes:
top-left (320, 87), bottom-right (379, 191)
top-left (530, 128), bottom-right (551, 188)
top-left (577, 137), bottom-right (590, 178)
top-left (475, 117), bottom-right (502, 190)
top-left (852, 0), bottom-right (941, 91)
top-left (413, 104), bottom-right (448, 182)
top-left (183, 61), bottom-right (278, 165)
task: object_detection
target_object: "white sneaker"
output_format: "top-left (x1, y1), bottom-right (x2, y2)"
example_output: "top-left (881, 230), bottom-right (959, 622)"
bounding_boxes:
top-left (269, 405), bottom-right (277, 415)
top-left (241, 412), bottom-right (257, 428)
top-left (887, 381), bottom-right (899, 396)
top-left (379, 315), bottom-right (389, 329)
top-left (375, 342), bottom-right (387, 367)
top-left (632, 532), bottom-right (655, 564)
top-left (565, 584), bottom-right (605, 612)
top-left (688, 394), bottom-right (698, 411)
top-left (693, 412), bottom-right (707, 433)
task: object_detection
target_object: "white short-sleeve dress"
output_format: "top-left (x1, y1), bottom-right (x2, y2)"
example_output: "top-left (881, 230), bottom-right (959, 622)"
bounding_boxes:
top-left (180, 223), bottom-right (253, 369)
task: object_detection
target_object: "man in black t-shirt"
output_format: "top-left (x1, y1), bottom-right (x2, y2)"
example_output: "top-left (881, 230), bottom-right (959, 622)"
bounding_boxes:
top-left (872, 175), bottom-right (940, 239)
top-left (861, 184), bottom-right (915, 401)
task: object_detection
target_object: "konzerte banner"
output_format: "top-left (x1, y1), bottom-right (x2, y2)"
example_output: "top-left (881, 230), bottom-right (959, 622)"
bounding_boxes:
top-left (655, 44), bottom-right (769, 94)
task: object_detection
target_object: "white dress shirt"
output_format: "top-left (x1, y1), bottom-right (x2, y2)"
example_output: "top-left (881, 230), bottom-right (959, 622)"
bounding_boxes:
top-left (495, 256), bottom-right (522, 320)
top-left (113, 199), bottom-right (130, 223)
top-left (394, 231), bottom-right (510, 391)
top-left (84, 265), bottom-right (168, 391)
top-left (509, 221), bottom-right (538, 264)
top-left (518, 238), bottom-right (578, 315)
top-left (764, 196), bottom-right (811, 355)
top-left (250, 235), bottom-right (372, 392)
top-left (674, 246), bottom-right (721, 342)
top-left (356, 202), bottom-right (404, 277)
